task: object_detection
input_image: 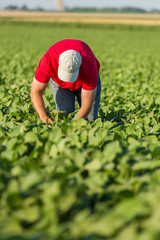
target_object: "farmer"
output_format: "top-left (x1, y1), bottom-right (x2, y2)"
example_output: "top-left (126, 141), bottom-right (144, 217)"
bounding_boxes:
top-left (30, 39), bottom-right (101, 123)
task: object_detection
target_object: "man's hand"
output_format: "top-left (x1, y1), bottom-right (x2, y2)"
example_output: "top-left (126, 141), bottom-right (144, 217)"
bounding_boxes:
top-left (41, 116), bottom-right (53, 124)
top-left (76, 87), bottom-right (97, 120)
top-left (30, 78), bottom-right (52, 123)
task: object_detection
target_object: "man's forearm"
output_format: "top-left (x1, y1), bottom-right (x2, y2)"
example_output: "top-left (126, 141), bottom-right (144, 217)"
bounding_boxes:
top-left (30, 78), bottom-right (53, 124)
top-left (76, 88), bottom-right (97, 120)
top-left (76, 106), bottom-right (92, 120)
top-left (30, 92), bottom-right (48, 121)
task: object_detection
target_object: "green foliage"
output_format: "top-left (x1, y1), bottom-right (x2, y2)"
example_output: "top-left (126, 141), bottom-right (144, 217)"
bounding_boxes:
top-left (67, 6), bottom-right (147, 13)
top-left (1, 21), bottom-right (160, 240)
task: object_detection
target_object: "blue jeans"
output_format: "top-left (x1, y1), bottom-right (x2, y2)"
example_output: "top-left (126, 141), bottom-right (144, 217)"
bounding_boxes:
top-left (50, 75), bottom-right (101, 121)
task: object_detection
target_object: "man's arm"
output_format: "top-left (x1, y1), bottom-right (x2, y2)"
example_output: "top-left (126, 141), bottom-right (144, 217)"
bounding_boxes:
top-left (30, 77), bottom-right (53, 124)
top-left (76, 87), bottom-right (97, 120)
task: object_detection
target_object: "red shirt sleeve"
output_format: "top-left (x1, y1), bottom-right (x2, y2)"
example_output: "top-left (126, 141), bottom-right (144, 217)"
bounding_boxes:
top-left (35, 54), bottom-right (50, 83)
top-left (82, 57), bottom-right (100, 90)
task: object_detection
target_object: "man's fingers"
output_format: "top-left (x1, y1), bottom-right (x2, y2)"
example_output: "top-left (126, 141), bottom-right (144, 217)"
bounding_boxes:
top-left (48, 118), bottom-right (53, 124)
top-left (41, 117), bottom-right (53, 124)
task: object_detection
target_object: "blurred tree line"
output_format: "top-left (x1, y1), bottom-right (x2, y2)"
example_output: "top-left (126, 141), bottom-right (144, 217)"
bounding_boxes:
top-left (66, 7), bottom-right (160, 13)
top-left (4, 5), bottom-right (44, 11)
top-left (3, 5), bottom-right (160, 13)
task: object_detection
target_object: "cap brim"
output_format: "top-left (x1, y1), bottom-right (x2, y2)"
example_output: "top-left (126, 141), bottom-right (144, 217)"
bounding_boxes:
top-left (58, 66), bottom-right (79, 83)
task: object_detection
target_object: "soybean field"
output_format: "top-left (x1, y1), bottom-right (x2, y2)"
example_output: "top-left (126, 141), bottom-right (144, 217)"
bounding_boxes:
top-left (1, 21), bottom-right (160, 240)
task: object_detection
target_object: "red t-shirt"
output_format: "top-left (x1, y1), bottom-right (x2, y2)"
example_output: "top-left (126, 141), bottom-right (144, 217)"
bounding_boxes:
top-left (35, 39), bottom-right (100, 91)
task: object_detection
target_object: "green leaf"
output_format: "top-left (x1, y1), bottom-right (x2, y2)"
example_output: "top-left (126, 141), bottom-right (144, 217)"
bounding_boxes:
top-left (103, 141), bottom-right (122, 162)
top-left (24, 131), bottom-right (38, 143)
top-left (21, 172), bottom-right (42, 191)
top-left (133, 160), bottom-right (160, 171)
top-left (152, 146), bottom-right (160, 158)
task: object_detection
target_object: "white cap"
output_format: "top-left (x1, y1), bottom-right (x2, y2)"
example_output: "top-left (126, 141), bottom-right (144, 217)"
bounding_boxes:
top-left (58, 50), bottom-right (82, 83)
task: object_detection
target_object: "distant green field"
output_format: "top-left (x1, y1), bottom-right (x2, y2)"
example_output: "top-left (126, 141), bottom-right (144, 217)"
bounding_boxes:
top-left (1, 21), bottom-right (160, 240)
